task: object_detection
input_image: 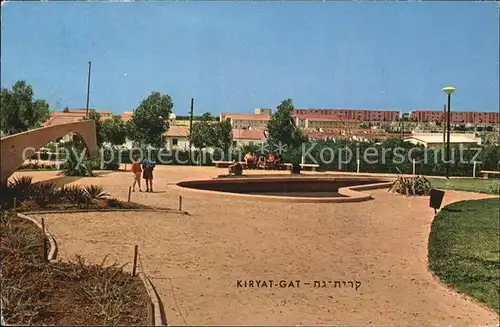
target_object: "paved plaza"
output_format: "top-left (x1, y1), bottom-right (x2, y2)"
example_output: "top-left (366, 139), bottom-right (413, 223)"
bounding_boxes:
top-left (16, 167), bottom-right (499, 326)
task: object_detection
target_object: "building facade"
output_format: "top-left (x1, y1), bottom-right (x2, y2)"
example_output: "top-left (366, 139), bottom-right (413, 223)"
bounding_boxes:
top-left (294, 115), bottom-right (362, 129)
top-left (403, 133), bottom-right (481, 148)
top-left (293, 109), bottom-right (400, 122)
top-left (220, 109), bottom-right (271, 130)
top-left (410, 110), bottom-right (499, 125)
top-left (231, 129), bottom-right (266, 147)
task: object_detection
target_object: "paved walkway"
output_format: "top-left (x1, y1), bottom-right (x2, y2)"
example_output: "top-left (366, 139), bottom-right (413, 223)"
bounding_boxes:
top-left (24, 166), bottom-right (499, 325)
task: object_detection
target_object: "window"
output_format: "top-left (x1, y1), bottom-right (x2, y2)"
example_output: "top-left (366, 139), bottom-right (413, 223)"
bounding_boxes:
top-left (172, 138), bottom-right (178, 146)
top-left (249, 141), bottom-right (254, 146)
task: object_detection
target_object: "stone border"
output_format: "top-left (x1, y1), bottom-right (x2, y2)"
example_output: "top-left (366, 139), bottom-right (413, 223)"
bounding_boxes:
top-left (172, 176), bottom-right (395, 203)
top-left (139, 272), bottom-right (166, 326)
top-left (20, 208), bottom-right (189, 216)
top-left (14, 212), bottom-right (166, 326)
top-left (16, 212), bottom-right (58, 261)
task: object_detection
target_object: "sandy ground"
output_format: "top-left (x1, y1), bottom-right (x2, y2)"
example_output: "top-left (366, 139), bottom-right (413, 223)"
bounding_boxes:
top-left (16, 166), bottom-right (500, 326)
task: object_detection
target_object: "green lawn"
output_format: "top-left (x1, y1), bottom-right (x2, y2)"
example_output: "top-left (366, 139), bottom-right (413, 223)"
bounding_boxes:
top-left (429, 178), bottom-right (500, 195)
top-left (428, 198), bottom-right (500, 313)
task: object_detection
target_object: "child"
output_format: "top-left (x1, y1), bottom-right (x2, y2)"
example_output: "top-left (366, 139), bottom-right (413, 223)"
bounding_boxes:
top-left (131, 155), bottom-right (142, 192)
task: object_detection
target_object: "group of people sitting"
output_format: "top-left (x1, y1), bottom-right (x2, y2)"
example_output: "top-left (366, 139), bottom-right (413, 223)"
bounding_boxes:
top-left (227, 152), bottom-right (286, 176)
top-left (244, 152), bottom-right (283, 170)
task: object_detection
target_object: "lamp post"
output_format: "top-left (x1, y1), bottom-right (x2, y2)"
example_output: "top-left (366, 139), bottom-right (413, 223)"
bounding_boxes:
top-left (442, 86), bottom-right (455, 178)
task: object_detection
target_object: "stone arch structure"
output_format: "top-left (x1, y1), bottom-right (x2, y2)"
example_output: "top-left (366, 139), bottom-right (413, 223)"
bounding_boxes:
top-left (0, 120), bottom-right (98, 183)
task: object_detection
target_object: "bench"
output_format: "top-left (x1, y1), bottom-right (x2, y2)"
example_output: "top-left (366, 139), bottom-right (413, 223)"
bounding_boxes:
top-left (481, 170), bottom-right (500, 179)
top-left (282, 163), bottom-right (293, 171)
top-left (300, 163), bottom-right (320, 171)
top-left (213, 161), bottom-right (234, 168)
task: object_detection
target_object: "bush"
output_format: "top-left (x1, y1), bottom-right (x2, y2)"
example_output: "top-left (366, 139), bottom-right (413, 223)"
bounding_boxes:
top-left (389, 175), bottom-right (432, 196)
top-left (60, 143), bottom-right (95, 177)
top-left (488, 180), bottom-right (500, 195)
top-left (30, 182), bottom-right (59, 208)
top-left (0, 177), bottom-right (34, 209)
top-left (60, 185), bottom-right (88, 206)
top-left (83, 185), bottom-right (109, 200)
top-left (106, 198), bottom-right (123, 208)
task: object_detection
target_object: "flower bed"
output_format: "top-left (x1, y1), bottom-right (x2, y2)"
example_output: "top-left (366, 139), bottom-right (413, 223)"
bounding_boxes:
top-left (0, 211), bottom-right (151, 325)
top-left (0, 176), bottom-right (150, 212)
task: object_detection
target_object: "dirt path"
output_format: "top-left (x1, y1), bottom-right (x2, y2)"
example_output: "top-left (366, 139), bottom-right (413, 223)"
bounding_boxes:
top-left (30, 167), bottom-right (499, 325)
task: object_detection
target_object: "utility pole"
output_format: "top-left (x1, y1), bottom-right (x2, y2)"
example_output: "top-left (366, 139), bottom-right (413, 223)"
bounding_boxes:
top-left (85, 61), bottom-right (92, 118)
top-left (188, 98), bottom-right (194, 165)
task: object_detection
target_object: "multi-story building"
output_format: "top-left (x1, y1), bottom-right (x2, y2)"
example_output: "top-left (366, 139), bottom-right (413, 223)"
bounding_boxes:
top-left (220, 108), bottom-right (271, 130)
top-left (162, 126), bottom-right (266, 151)
top-left (293, 115), bottom-right (361, 129)
top-left (410, 110), bottom-right (499, 125)
top-left (293, 109), bottom-right (400, 122)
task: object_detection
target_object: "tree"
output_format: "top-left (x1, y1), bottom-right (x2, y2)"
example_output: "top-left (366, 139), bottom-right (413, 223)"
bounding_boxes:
top-left (213, 119), bottom-right (233, 151)
top-left (267, 98), bottom-right (307, 148)
top-left (191, 112), bottom-right (232, 150)
top-left (0, 81), bottom-right (50, 135)
top-left (101, 115), bottom-right (127, 146)
top-left (127, 92), bottom-right (173, 147)
top-left (191, 113), bottom-right (217, 149)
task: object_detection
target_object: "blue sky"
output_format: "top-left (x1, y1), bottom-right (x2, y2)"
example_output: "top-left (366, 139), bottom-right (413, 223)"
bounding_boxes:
top-left (1, 1), bottom-right (499, 116)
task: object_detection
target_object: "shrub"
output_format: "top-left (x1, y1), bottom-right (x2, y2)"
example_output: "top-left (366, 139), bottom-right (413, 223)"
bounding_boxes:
top-left (83, 185), bottom-right (109, 200)
top-left (9, 176), bottom-right (34, 199)
top-left (0, 176), bottom-right (34, 209)
top-left (60, 147), bottom-right (95, 177)
top-left (30, 182), bottom-right (59, 208)
top-left (488, 180), bottom-right (500, 195)
top-left (106, 198), bottom-right (123, 208)
top-left (389, 175), bottom-right (432, 196)
top-left (60, 185), bottom-right (88, 206)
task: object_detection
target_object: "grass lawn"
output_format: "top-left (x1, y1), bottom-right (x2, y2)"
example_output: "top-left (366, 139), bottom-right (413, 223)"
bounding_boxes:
top-left (429, 178), bottom-right (500, 195)
top-left (428, 198), bottom-right (500, 313)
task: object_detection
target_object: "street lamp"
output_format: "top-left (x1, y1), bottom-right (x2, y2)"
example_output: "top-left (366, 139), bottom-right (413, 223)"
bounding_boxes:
top-left (442, 86), bottom-right (455, 178)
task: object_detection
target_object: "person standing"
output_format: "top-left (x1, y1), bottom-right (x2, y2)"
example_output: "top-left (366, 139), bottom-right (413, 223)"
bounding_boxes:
top-left (142, 159), bottom-right (156, 192)
top-left (131, 155), bottom-right (142, 192)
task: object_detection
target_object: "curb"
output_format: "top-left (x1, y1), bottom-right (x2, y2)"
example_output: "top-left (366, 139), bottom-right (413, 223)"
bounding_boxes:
top-left (139, 272), bottom-right (166, 326)
top-left (16, 212), bottom-right (58, 261)
top-left (173, 177), bottom-right (394, 203)
top-left (19, 208), bottom-right (190, 216)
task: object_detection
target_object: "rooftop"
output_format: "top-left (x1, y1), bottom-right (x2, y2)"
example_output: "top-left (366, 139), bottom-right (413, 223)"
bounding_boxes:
top-left (164, 126), bottom-right (189, 137)
top-left (295, 108), bottom-right (399, 112)
top-left (222, 113), bottom-right (271, 121)
top-left (232, 129), bottom-right (266, 140)
top-left (294, 115), bottom-right (361, 122)
top-left (404, 134), bottom-right (480, 144)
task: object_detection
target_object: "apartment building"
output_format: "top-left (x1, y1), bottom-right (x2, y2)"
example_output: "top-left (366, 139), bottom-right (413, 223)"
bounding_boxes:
top-left (220, 108), bottom-right (271, 130)
top-left (293, 109), bottom-right (400, 122)
top-left (294, 115), bottom-right (362, 129)
top-left (410, 110), bottom-right (499, 125)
